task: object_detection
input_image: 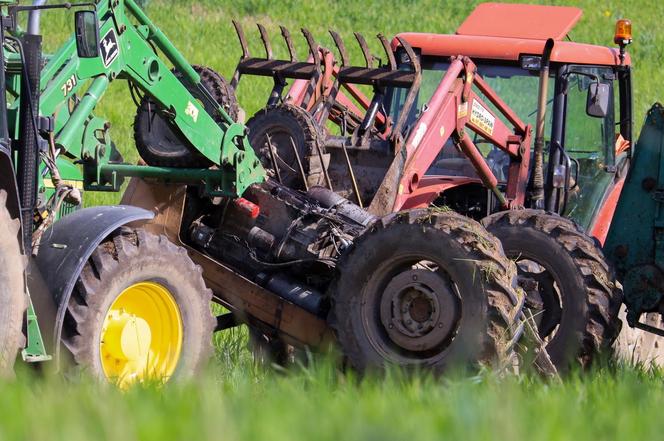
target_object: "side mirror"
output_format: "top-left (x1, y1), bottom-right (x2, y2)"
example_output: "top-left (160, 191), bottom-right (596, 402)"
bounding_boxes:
top-left (586, 82), bottom-right (610, 118)
top-left (74, 10), bottom-right (99, 59)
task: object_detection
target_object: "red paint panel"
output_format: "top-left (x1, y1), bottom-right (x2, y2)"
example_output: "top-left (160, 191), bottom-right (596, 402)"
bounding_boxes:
top-left (400, 177), bottom-right (481, 210)
top-left (590, 179), bottom-right (626, 245)
top-left (393, 33), bottom-right (629, 67)
top-left (456, 3), bottom-right (582, 41)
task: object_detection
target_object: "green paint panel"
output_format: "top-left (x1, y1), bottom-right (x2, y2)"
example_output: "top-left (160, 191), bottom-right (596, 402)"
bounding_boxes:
top-left (605, 103), bottom-right (664, 324)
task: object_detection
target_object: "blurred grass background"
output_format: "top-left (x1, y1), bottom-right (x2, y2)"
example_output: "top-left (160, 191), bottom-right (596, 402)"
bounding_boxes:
top-left (9, 1), bottom-right (663, 440)
top-left (4, 362), bottom-right (664, 441)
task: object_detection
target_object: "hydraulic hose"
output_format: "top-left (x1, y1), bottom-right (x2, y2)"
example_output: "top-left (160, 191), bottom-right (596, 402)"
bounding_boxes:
top-left (529, 38), bottom-right (555, 209)
top-left (16, 34), bottom-right (43, 252)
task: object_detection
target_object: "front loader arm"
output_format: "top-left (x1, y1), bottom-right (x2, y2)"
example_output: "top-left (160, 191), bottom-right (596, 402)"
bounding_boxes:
top-left (36, 0), bottom-right (264, 196)
top-left (377, 56), bottom-right (532, 214)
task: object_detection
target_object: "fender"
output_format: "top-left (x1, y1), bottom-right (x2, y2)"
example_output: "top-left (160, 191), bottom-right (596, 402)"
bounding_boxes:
top-left (32, 205), bottom-right (153, 367)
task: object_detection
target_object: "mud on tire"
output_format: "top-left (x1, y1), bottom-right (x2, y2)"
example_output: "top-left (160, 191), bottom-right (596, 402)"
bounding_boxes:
top-left (246, 103), bottom-right (326, 189)
top-left (134, 65), bottom-right (238, 168)
top-left (62, 227), bottom-right (215, 384)
top-left (328, 209), bottom-right (524, 373)
top-left (482, 209), bottom-right (622, 370)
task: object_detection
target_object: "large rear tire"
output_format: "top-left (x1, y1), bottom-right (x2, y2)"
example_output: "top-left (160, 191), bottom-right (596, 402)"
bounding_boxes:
top-left (329, 209), bottom-right (523, 373)
top-left (134, 65), bottom-right (238, 168)
top-left (62, 228), bottom-right (215, 387)
top-left (482, 209), bottom-right (622, 371)
top-left (0, 190), bottom-right (26, 376)
top-left (246, 104), bottom-right (326, 189)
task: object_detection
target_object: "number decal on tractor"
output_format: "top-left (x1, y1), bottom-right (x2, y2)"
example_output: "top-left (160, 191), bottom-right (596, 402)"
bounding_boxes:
top-left (61, 75), bottom-right (77, 97)
top-left (470, 99), bottom-right (495, 136)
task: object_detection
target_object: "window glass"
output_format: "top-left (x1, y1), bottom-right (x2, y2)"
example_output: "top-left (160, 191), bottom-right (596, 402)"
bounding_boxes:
top-left (561, 67), bottom-right (616, 229)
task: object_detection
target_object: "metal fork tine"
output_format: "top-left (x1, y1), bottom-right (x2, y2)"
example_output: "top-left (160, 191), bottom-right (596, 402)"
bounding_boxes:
top-left (377, 33), bottom-right (397, 70)
top-left (390, 36), bottom-right (422, 141)
top-left (395, 36), bottom-right (420, 75)
top-left (280, 25), bottom-right (298, 62)
top-left (329, 30), bottom-right (349, 67)
top-left (301, 28), bottom-right (320, 66)
top-left (256, 23), bottom-right (273, 59)
top-left (354, 32), bottom-right (374, 68)
top-left (232, 20), bottom-right (250, 59)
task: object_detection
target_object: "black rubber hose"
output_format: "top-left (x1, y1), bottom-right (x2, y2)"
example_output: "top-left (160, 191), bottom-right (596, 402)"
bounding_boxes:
top-left (529, 38), bottom-right (555, 208)
top-left (16, 35), bottom-right (42, 251)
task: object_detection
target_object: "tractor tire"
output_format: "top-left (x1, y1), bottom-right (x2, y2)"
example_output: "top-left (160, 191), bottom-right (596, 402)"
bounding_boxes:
top-left (482, 209), bottom-right (622, 371)
top-left (134, 65), bottom-right (238, 168)
top-left (62, 228), bottom-right (215, 386)
top-left (246, 104), bottom-right (326, 189)
top-left (0, 190), bottom-right (26, 376)
top-left (328, 209), bottom-right (523, 373)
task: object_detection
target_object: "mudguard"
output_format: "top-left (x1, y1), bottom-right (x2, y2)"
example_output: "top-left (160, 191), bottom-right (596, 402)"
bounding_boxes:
top-left (32, 205), bottom-right (153, 366)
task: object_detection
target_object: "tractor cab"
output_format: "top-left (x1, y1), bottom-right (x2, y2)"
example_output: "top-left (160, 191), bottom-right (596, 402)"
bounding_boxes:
top-left (385, 3), bottom-right (633, 238)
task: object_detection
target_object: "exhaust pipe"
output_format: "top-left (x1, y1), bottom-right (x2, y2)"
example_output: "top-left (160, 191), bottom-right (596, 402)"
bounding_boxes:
top-left (529, 38), bottom-right (555, 209)
top-left (27, 0), bottom-right (47, 35)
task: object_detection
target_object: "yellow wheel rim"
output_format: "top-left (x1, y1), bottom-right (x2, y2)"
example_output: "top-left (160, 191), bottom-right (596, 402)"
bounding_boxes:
top-left (100, 282), bottom-right (183, 387)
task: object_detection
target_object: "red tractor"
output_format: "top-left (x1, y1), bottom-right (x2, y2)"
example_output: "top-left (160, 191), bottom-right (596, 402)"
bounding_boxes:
top-left (231, 3), bottom-right (639, 370)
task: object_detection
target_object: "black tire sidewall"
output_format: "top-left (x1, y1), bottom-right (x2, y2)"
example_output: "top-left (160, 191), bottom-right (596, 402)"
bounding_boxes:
top-left (486, 217), bottom-right (589, 367)
top-left (246, 104), bottom-right (323, 189)
top-left (334, 221), bottom-right (491, 371)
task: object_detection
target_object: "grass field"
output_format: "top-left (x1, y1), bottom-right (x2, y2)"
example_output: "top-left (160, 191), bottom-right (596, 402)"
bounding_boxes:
top-left (13, 1), bottom-right (664, 440)
top-left (3, 362), bottom-right (664, 441)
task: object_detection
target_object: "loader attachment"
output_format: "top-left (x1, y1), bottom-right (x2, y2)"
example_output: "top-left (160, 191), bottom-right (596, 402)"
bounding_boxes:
top-left (231, 21), bottom-right (322, 108)
top-left (230, 23), bottom-right (421, 140)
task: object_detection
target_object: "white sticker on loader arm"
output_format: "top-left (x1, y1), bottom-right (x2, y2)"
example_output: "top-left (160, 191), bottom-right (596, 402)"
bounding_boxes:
top-left (470, 99), bottom-right (495, 136)
top-left (185, 101), bottom-right (200, 123)
top-left (412, 122), bottom-right (427, 148)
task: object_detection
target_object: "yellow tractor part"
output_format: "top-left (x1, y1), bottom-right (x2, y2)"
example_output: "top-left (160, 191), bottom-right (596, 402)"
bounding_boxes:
top-left (99, 282), bottom-right (183, 386)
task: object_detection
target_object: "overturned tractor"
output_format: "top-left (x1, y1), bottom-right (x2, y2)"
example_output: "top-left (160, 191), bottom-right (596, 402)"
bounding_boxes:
top-left (228, 4), bottom-right (634, 371)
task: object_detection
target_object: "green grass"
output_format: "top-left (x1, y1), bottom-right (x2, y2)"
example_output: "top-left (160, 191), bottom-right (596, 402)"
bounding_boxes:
top-left (13, 2), bottom-right (664, 440)
top-left (4, 360), bottom-right (664, 441)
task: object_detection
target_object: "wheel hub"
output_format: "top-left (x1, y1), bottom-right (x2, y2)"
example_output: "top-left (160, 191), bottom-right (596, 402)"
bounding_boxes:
top-left (102, 310), bottom-right (152, 362)
top-left (99, 282), bottom-right (183, 387)
top-left (380, 269), bottom-right (459, 352)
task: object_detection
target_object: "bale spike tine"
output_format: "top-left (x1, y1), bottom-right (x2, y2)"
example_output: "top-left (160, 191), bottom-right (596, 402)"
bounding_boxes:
top-left (256, 23), bottom-right (273, 60)
top-left (232, 20), bottom-right (251, 59)
top-left (395, 36), bottom-right (421, 75)
top-left (390, 36), bottom-right (422, 141)
top-left (329, 30), bottom-right (350, 67)
top-left (301, 28), bottom-right (320, 66)
top-left (377, 34), bottom-right (397, 70)
top-left (354, 32), bottom-right (373, 68)
top-left (280, 25), bottom-right (298, 62)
